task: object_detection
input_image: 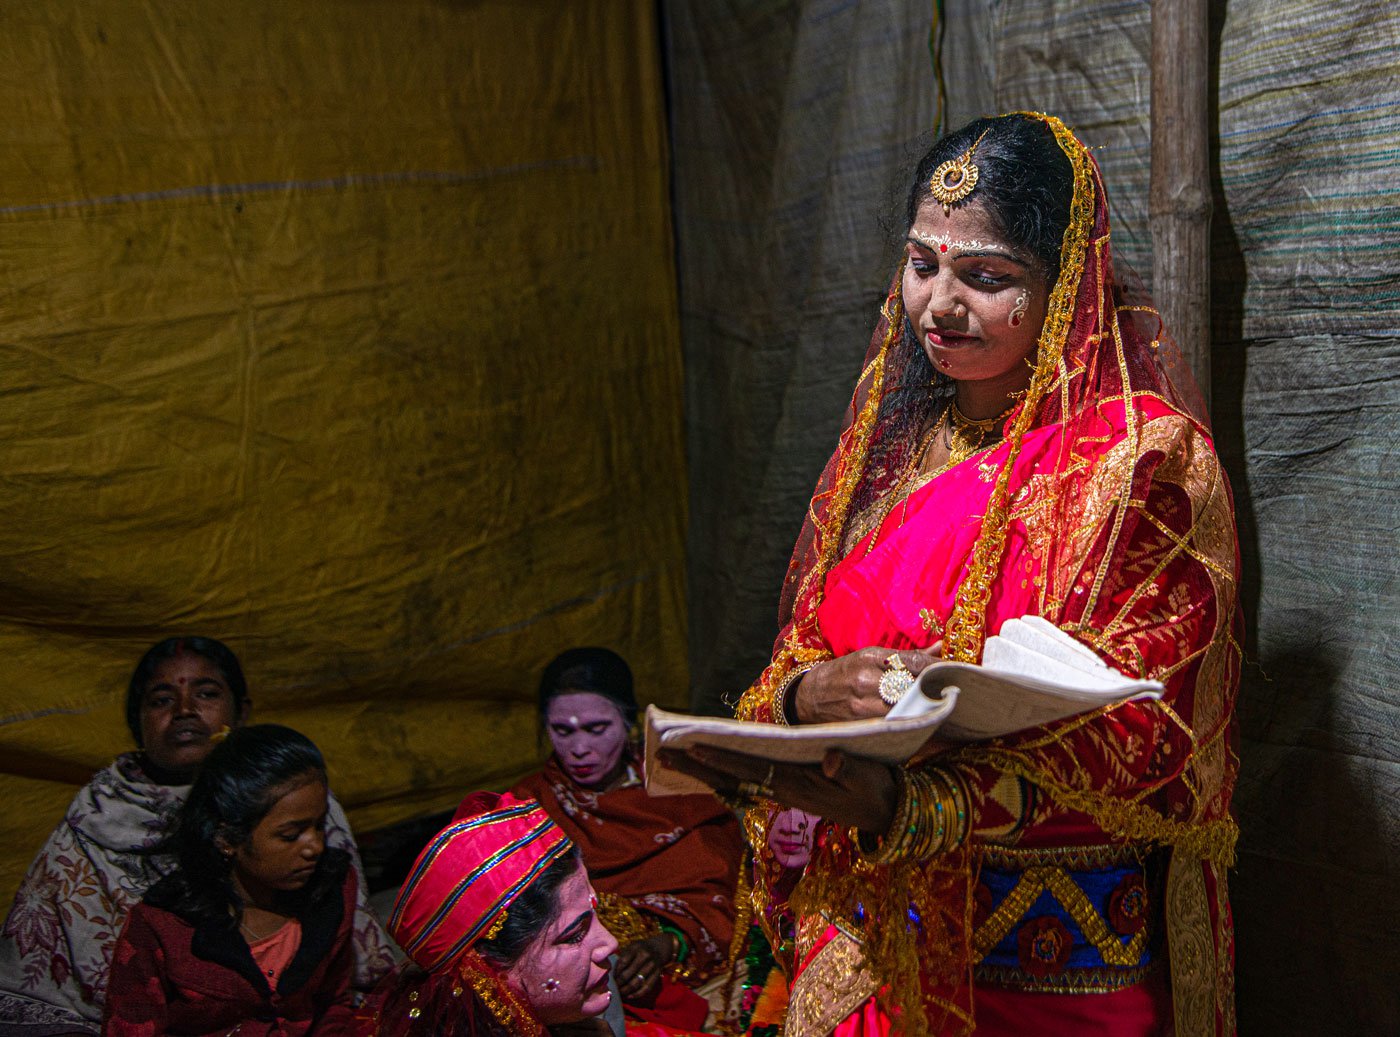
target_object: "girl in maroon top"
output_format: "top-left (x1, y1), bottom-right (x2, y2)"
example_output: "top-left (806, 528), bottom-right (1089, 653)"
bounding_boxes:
top-left (104, 725), bottom-right (357, 1036)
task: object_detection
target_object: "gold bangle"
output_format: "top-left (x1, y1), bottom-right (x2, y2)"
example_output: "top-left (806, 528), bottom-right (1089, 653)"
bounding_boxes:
top-left (922, 764), bottom-right (969, 856)
top-left (931, 768), bottom-right (958, 856)
top-left (773, 664), bottom-right (814, 726)
top-left (913, 769), bottom-right (946, 861)
top-left (942, 763), bottom-right (971, 851)
top-left (907, 772), bottom-right (940, 862)
top-left (855, 769), bottom-right (918, 865)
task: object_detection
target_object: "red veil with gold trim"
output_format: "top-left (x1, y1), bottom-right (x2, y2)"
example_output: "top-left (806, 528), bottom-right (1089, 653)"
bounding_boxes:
top-left (735, 114), bottom-right (1241, 1036)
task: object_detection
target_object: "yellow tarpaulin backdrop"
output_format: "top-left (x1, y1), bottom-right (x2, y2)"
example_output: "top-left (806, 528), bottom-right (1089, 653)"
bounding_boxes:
top-left (0, 0), bottom-right (687, 906)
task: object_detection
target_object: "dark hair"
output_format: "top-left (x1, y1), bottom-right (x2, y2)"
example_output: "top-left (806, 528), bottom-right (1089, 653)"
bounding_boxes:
top-left (373, 847), bottom-right (583, 1037)
top-left (475, 845), bottom-right (583, 967)
top-left (125, 636), bottom-right (250, 746)
top-left (907, 114), bottom-right (1074, 287)
top-left (537, 647), bottom-right (636, 727)
top-left (159, 723), bottom-right (342, 927)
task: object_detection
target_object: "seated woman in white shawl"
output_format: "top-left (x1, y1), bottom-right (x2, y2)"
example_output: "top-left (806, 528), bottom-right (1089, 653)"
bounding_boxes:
top-left (0, 636), bottom-right (395, 1035)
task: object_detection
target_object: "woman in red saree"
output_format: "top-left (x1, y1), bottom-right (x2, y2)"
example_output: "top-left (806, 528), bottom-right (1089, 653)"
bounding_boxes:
top-left (507, 649), bottom-right (745, 1032)
top-left (662, 113), bottom-right (1240, 1036)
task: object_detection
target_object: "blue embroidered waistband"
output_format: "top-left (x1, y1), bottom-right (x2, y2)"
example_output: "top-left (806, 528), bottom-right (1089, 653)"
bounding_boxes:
top-left (971, 849), bottom-right (1162, 994)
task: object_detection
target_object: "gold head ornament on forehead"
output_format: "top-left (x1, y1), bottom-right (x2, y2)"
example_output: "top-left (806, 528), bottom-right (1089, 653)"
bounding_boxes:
top-left (929, 128), bottom-right (991, 216)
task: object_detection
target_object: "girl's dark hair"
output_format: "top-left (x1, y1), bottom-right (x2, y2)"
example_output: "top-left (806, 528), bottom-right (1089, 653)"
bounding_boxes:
top-left (476, 845), bottom-right (583, 967)
top-left (125, 636), bottom-right (250, 746)
top-left (907, 114), bottom-right (1075, 287)
top-left (537, 647), bottom-right (636, 727)
top-left (160, 723), bottom-right (343, 927)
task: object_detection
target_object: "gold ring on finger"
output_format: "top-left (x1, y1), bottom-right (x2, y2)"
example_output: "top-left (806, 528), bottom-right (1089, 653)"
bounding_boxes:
top-left (878, 654), bottom-right (915, 705)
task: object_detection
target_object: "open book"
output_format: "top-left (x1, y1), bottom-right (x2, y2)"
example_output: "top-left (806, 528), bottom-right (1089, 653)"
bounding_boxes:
top-left (645, 615), bottom-right (1164, 796)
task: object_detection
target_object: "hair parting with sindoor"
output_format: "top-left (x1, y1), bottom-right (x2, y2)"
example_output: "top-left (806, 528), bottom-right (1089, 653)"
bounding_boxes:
top-left (875, 114), bottom-right (1078, 480)
top-left (906, 114), bottom-right (1074, 284)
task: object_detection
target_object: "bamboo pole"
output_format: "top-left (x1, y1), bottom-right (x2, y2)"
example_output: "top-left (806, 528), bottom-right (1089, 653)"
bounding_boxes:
top-left (1150, 0), bottom-right (1212, 410)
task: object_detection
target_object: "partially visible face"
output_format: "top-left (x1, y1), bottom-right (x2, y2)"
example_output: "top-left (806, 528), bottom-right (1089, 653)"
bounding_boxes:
top-left (767, 807), bottom-right (819, 870)
top-left (138, 653), bottom-right (246, 778)
top-left (901, 199), bottom-right (1049, 399)
top-left (545, 692), bottom-right (628, 789)
top-left (505, 865), bottom-right (618, 1026)
top-left (229, 778), bottom-right (328, 900)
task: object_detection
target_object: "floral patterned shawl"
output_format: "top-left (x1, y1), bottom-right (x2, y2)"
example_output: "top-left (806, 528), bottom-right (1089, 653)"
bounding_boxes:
top-left (0, 752), bottom-right (396, 1035)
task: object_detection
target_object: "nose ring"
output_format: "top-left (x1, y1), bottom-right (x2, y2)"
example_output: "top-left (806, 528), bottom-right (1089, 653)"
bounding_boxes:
top-left (953, 303), bottom-right (967, 319)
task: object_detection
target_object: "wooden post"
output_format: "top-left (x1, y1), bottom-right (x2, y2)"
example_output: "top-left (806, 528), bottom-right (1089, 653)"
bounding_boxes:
top-left (1150, 0), bottom-right (1212, 411)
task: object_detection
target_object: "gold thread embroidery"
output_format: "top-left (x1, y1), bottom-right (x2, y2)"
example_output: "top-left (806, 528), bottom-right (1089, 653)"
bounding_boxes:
top-left (785, 928), bottom-right (879, 1037)
top-left (970, 865), bottom-right (1150, 967)
top-left (974, 959), bottom-right (1160, 995)
top-left (1166, 851), bottom-right (1215, 1036)
top-left (978, 842), bottom-right (1145, 871)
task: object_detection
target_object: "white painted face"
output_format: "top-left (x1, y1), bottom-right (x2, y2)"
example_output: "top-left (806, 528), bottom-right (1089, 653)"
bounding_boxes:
top-left (545, 692), bottom-right (628, 789)
top-left (504, 865), bottom-right (618, 1026)
top-left (901, 200), bottom-right (1048, 398)
top-left (767, 807), bottom-right (819, 870)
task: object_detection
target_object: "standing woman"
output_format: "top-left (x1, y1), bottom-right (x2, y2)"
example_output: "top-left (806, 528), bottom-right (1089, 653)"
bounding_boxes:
top-left (104, 725), bottom-right (358, 1036)
top-left (663, 113), bottom-right (1241, 1036)
top-left (507, 649), bottom-right (744, 1031)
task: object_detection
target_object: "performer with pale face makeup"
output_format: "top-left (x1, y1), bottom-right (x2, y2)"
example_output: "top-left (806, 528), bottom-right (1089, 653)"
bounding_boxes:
top-left (545, 692), bottom-right (630, 790)
top-left (766, 808), bottom-right (818, 871)
top-left (504, 648), bottom-right (744, 1032)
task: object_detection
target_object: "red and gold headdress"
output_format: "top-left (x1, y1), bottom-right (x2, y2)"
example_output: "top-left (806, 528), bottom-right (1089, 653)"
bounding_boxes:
top-left (388, 792), bottom-right (571, 973)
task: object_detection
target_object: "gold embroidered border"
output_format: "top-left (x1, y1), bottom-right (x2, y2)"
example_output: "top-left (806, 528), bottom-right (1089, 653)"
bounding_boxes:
top-left (978, 841), bottom-right (1146, 871)
top-left (1213, 862), bottom-right (1237, 1034)
top-left (785, 928), bottom-right (879, 1037)
top-left (942, 112), bottom-right (1097, 664)
top-left (594, 891), bottom-right (662, 947)
top-left (1167, 850), bottom-right (1215, 1036)
top-left (975, 958), bottom-right (1160, 995)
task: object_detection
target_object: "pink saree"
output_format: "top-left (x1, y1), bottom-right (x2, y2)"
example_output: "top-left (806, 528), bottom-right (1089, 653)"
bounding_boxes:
top-left (736, 115), bottom-right (1240, 1037)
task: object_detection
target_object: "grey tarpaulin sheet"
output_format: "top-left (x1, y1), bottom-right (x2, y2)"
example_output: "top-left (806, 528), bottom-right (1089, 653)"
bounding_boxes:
top-left (667, 0), bottom-right (1399, 1030)
top-left (665, 0), bottom-right (938, 707)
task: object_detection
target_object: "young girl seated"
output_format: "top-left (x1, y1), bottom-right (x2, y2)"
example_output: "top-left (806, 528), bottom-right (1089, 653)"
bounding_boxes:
top-left (0, 637), bottom-right (392, 1037)
top-left (103, 725), bottom-right (358, 1036)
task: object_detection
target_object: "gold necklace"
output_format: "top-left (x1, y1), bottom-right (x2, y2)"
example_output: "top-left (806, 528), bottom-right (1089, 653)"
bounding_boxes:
top-left (944, 401), bottom-right (1014, 466)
